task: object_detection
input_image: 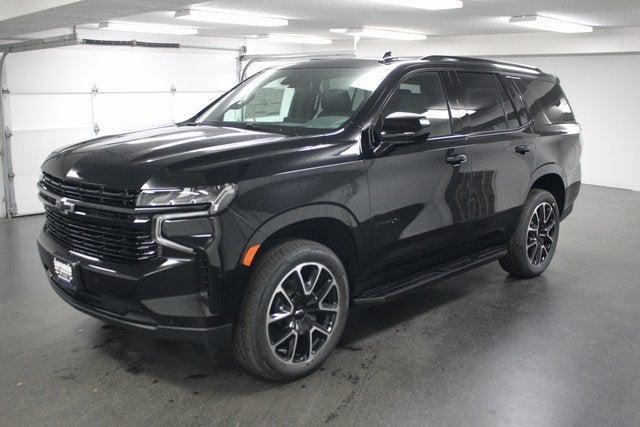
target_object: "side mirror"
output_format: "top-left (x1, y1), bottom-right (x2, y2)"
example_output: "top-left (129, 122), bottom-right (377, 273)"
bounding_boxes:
top-left (381, 113), bottom-right (431, 144)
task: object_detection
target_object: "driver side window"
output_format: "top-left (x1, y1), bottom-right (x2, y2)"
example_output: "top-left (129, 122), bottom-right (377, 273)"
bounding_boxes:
top-left (383, 72), bottom-right (452, 138)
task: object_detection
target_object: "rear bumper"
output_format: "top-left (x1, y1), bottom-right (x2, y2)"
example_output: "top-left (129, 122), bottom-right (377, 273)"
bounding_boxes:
top-left (562, 181), bottom-right (581, 221)
top-left (37, 228), bottom-right (233, 348)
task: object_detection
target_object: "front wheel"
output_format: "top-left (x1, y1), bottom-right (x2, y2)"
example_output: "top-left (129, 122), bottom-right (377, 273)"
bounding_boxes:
top-left (499, 189), bottom-right (560, 278)
top-left (232, 239), bottom-right (349, 382)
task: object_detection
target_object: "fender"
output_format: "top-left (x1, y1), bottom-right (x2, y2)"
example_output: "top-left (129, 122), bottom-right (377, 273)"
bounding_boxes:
top-left (237, 203), bottom-right (365, 269)
top-left (524, 163), bottom-right (567, 204)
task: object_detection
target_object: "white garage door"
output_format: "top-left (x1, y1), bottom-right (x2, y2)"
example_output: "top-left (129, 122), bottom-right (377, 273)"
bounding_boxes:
top-left (4, 46), bottom-right (238, 216)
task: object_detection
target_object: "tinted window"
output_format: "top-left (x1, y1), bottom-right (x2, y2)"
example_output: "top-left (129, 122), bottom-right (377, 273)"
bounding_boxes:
top-left (501, 76), bottom-right (530, 125)
top-left (495, 78), bottom-right (520, 128)
top-left (382, 72), bottom-right (452, 137)
top-left (514, 78), bottom-right (575, 124)
top-left (456, 72), bottom-right (507, 133)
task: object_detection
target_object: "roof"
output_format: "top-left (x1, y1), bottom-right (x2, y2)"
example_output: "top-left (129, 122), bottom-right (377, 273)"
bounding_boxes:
top-left (278, 55), bottom-right (555, 80)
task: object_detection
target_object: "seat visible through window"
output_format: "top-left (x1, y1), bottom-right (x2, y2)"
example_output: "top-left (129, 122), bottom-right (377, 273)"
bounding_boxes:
top-left (382, 72), bottom-right (452, 138)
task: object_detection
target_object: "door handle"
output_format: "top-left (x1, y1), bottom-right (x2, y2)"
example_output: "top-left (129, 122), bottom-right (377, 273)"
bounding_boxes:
top-left (445, 153), bottom-right (468, 165)
top-left (515, 145), bottom-right (531, 154)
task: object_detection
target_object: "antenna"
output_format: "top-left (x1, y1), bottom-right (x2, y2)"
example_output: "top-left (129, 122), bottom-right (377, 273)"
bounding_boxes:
top-left (379, 51), bottom-right (395, 64)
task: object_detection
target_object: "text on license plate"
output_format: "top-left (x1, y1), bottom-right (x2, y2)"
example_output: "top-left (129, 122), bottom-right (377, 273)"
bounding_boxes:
top-left (53, 258), bottom-right (73, 283)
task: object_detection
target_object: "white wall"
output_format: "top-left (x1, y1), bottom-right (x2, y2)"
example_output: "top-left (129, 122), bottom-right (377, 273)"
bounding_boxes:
top-left (343, 28), bottom-right (640, 192)
top-left (495, 54), bottom-right (640, 192)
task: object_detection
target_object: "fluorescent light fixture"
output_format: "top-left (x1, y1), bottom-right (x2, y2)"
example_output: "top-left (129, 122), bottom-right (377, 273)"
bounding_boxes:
top-left (368, 0), bottom-right (462, 10)
top-left (175, 9), bottom-right (287, 27)
top-left (98, 21), bottom-right (198, 35)
top-left (509, 15), bottom-right (593, 33)
top-left (331, 27), bottom-right (427, 41)
top-left (259, 34), bottom-right (332, 45)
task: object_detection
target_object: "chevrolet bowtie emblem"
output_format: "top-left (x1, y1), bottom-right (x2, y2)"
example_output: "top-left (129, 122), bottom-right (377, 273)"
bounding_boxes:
top-left (56, 197), bottom-right (76, 214)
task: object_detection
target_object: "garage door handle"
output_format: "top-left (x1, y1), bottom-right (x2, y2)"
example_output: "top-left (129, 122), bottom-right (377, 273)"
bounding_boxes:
top-left (445, 153), bottom-right (468, 165)
top-left (515, 145), bottom-right (531, 154)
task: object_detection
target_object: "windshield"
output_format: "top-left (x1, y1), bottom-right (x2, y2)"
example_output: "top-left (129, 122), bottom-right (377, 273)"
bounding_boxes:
top-left (196, 66), bottom-right (395, 132)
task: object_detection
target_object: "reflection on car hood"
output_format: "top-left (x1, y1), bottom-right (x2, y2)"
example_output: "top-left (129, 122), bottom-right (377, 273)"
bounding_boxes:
top-left (41, 124), bottom-right (320, 189)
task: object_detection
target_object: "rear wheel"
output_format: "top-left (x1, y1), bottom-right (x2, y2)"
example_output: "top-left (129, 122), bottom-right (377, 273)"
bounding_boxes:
top-left (499, 189), bottom-right (560, 278)
top-left (232, 239), bottom-right (349, 381)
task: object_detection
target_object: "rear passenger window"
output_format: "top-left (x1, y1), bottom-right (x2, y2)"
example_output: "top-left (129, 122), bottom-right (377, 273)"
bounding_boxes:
top-left (514, 78), bottom-right (575, 124)
top-left (456, 72), bottom-right (507, 133)
top-left (501, 76), bottom-right (530, 125)
top-left (495, 78), bottom-right (520, 128)
top-left (382, 72), bottom-right (452, 137)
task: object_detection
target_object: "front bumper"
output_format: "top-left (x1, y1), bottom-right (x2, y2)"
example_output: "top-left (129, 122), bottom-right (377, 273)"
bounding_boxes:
top-left (37, 228), bottom-right (233, 348)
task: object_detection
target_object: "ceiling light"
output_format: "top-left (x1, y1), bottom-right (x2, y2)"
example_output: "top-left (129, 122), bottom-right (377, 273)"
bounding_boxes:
top-left (99, 21), bottom-right (198, 35)
top-left (331, 27), bottom-right (427, 41)
top-left (509, 15), bottom-right (593, 33)
top-left (175, 9), bottom-right (287, 27)
top-left (259, 34), bottom-right (332, 45)
top-left (368, 0), bottom-right (463, 10)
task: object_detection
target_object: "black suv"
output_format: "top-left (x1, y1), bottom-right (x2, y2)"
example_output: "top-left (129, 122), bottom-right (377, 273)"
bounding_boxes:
top-left (37, 56), bottom-right (581, 381)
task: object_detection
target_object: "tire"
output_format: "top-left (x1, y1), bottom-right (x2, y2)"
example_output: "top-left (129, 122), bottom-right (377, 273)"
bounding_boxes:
top-left (232, 239), bottom-right (349, 382)
top-left (499, 189), bottom-right (560, 278)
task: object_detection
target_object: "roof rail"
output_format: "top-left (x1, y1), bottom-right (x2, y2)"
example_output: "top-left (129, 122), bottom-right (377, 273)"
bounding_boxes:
top-left (420, 55), bottom-right (542, 74)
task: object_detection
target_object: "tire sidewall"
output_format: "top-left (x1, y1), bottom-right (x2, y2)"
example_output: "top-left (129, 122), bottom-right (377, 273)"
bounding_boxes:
top-left (517, 190), bottom-right (560, 276)
top-left (251, 244), bottom-right (349, 380)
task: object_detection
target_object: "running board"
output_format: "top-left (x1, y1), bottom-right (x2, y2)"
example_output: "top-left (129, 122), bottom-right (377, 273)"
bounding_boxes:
top-left (353, 245), bottom-right (507, 306)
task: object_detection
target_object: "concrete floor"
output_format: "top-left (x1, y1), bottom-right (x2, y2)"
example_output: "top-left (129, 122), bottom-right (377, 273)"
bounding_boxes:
top-left (1, 184), bottom-right (639, 426)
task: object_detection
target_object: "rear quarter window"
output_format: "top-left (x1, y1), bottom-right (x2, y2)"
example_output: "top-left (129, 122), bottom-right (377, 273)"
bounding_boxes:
top-left (514, 78), bottom-right (575, 124)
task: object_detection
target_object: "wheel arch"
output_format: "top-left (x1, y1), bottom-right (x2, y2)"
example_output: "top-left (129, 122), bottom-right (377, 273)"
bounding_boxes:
top-left (237, 204), bottom-right (364, 285)
top-left (528, 164), bottom-right (567, 215)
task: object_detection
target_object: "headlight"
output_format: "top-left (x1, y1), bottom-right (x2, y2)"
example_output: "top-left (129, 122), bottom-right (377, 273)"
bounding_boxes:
top-left (137, 183), bottom-right (237, 214)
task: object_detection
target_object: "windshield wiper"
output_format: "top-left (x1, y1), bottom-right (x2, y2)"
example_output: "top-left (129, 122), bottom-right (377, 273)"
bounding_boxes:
top-left (193, 121), bottom-right (298, 136)
top-left (242, 122), bottom-right (298, 136)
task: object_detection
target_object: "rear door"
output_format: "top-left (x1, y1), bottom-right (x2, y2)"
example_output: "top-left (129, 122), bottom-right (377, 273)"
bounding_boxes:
top-left (452, 71), bottom-right (536, 249)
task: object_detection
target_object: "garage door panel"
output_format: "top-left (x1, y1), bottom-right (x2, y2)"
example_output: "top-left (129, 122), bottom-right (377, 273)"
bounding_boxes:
top-left (7, 49), bottom-right (239, 93)
top-left (90, 52), bottom-right (237, 93)
top-left (172, 92), bottom-right (221, 122)
top-left (12, 173), bottom-right (42, 216)
top-left (9, 94), bottom-right (92, 131)
top-left (91, 51), bottom-right (185, 93)
top-left (5, 47), bottom-right (240, 216)
top-left (93, 93), bottom-right (173, 135)
top-left (11, 128), bottom-right (94, 175)
top-left (168, 54), bottom-right (238, 92)
top-left (6, 50), bottom-right (96, 93)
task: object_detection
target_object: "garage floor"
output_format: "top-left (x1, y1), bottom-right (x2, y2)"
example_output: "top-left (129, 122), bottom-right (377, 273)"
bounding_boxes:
top-left (1, 184), bottom-right (639, 426)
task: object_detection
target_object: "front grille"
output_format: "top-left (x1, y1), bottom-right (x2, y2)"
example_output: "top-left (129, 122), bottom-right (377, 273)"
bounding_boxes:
top-left (45, 207), bottom-right (157, 264)
top-left (41, 173), bottom-right (139, 209)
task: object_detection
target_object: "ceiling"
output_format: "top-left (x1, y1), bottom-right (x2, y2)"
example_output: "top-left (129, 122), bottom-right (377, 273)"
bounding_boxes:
top-left (1, 0), bottom-right (640, 41)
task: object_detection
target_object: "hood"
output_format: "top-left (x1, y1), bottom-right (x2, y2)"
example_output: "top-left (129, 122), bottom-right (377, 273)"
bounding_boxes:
top-left (42, 124), bottom-right (323, 189)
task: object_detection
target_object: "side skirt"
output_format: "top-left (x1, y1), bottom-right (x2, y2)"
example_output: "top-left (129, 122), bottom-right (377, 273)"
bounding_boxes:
top-left (353, 245), bottom-right (507, 305)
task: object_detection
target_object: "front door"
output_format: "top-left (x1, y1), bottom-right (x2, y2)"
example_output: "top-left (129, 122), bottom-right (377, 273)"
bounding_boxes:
top-left (364, 70), bottom-right (473, 287)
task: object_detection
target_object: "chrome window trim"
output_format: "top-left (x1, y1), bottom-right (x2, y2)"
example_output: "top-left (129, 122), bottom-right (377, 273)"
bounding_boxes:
top-left (463, 120), bottom-right (534, 139)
